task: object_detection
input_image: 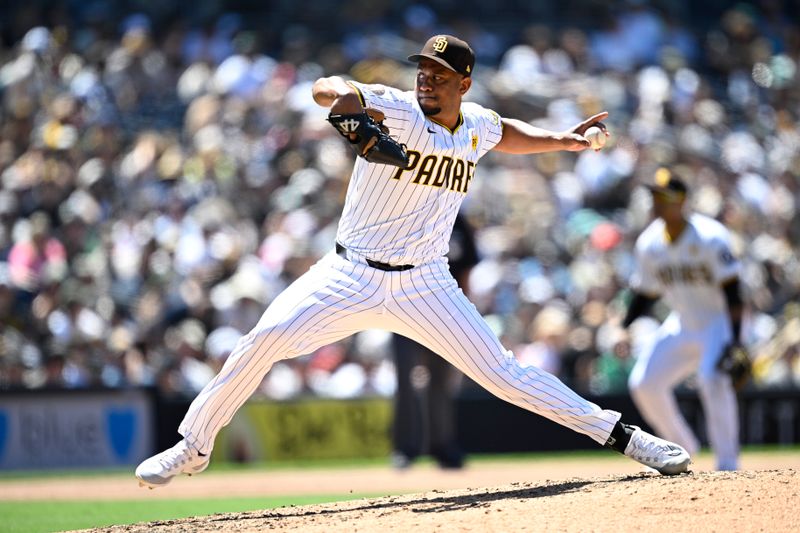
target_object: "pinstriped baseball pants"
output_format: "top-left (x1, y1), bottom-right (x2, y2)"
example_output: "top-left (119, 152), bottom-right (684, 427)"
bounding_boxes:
top-left (179, 251), bottom-right (621, 454)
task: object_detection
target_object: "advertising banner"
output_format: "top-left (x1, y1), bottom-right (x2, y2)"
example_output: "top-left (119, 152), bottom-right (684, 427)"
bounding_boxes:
top-left (0, 390), bottom-right (153, 470)
top-left (214, 397), bottom-right (392, 462)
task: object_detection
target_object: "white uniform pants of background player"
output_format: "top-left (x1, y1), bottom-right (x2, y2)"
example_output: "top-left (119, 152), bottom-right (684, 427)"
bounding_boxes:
top-left (179, 251), bottom-right (621, 454)
top-left (628, 313), bottom-right (739, 470)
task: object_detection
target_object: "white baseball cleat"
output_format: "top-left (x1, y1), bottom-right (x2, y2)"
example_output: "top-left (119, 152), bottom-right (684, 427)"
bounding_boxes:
top-left (623, 426), bottom-right (691, 475)
top-left (135, 439), bottom-right (209, 489)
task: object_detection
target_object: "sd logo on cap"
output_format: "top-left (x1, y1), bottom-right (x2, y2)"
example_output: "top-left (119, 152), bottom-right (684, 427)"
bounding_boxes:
top-left (408, 35), bottom-right (475, 77)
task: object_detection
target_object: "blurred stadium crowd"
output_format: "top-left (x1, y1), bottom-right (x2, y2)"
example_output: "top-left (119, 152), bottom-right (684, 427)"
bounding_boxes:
top-left (1, 0), bottom-right (799, 398)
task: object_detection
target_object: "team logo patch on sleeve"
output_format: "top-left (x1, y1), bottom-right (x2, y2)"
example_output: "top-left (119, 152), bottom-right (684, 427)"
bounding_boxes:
top-left (469, 128), bottom-right (478, 151)
top-left (719, 247), bottom-right (736, 264)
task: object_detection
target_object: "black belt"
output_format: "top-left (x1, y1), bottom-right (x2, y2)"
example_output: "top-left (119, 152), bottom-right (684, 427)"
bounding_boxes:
top-left (336, 243), bottom-right (414, 272)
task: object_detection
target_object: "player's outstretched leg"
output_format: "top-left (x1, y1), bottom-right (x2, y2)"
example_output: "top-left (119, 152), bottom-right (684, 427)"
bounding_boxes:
top-left (135, 440), bottom-right (209, 489)
top-left (386, 264), bottom-right (690, 476)
top-left (135, 253), bottom-right (387, 488)
top-left (605, 422), bottom-right (691, 475)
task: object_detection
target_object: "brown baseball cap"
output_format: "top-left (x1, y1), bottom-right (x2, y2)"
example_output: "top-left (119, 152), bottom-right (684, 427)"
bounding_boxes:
top-left (646, 168), bottom-right (688, 200)
top-left (408, 35), bottom-right (475, 77)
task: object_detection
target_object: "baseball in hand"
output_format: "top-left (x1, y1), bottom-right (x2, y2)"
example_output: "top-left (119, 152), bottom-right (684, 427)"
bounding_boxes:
top-left (584, 126), bottom-right (607, 150)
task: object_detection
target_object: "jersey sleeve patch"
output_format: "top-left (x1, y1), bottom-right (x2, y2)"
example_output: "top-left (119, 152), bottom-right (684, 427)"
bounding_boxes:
top-left (719, 247), bottom-right (736, 265)
top-left (712, 240), bottom-right (741, 283)
top-left (470, 105), bottom-right (503, 156)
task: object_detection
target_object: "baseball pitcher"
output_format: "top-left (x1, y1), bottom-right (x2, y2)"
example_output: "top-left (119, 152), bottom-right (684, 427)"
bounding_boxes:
top-left (136, 35), bottom-right (691, 488)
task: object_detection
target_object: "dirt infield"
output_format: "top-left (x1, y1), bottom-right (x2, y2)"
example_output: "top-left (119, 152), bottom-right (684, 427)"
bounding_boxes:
top-left (70, 468), bottom-right (798, 533)
top-left (0, 451), bottom-right (782, 532)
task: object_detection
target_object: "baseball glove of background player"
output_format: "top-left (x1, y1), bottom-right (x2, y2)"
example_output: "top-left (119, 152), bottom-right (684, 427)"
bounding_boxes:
top-left (717, 343), bottom-right (752, 391)
top-left (328, 109), bottom-right (409, 168)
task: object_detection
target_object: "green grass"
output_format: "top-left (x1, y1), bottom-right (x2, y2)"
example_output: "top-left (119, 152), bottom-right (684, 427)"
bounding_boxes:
top-left (1, 444), bottom-right (797, 481)
top-left (0, 456), bottom-right (393, 481)
top-left (0, 495), bottom-right (368, 533)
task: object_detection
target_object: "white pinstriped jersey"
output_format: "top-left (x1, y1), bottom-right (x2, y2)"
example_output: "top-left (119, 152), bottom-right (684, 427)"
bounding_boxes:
top-left (631, 213), bottom-right (740, 330)
top-left (336, 81), bottom-right (503, 266)
top-left (169, 78), bottom-right (626, 462)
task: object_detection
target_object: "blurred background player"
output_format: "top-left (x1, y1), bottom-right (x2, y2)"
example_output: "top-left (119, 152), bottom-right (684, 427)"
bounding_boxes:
top-left (391, 213), bottom-right (478, 470)
top-left (621, 168), bottom-right (746, 471)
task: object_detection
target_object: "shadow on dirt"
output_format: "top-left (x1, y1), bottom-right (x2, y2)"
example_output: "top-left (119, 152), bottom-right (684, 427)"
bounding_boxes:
top-left (199, 474), bottom-right (656, 525)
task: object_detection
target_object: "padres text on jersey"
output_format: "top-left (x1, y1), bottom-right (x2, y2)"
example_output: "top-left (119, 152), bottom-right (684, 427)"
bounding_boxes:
top-left (336, 82), bottom-right (503, 267)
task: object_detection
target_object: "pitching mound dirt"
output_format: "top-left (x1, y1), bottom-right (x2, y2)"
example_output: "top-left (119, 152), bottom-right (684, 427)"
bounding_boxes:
top-left (76, 469), bottom-right (797, 533)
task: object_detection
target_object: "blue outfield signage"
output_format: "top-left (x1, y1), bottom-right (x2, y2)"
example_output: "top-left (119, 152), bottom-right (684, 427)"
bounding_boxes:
top-left (0, 390), bottom-right (153, 470)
